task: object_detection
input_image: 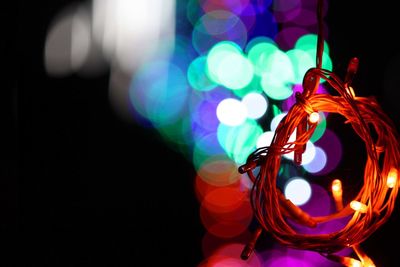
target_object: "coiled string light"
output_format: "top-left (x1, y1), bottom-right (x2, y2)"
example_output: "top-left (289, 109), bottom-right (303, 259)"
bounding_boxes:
top-left (239, 0), bottom-right (400, 266)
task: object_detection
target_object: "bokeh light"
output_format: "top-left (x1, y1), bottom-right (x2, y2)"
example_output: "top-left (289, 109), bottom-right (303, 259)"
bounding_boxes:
top-left (216, 98), bottom-right (247, 126)
top-left (207, 41), bottom-right (242, 82)
top-left (192, 10), bottom-right (248, 55)
top-left (196, 155), bottom-right (241, 187)
top-left (44, 4), bottom-right (92, 76)
top-left (190, 86), bottom-right (232, 139)
top-left (200, 187), bottom-right (253, 238)
top-left (238, 3), bottom-right (257, 32)
top-left (286, 49), bottom-right (315, 84)
top-left (191, 95), bottom-right (221, 138)
top-left (245, 36), bottom-right (276, 52)
top-left (295, 33), bottom-right (330, 54)
top-left (303, 147), bottom-right (327, 173)
top-left (256, 131), bottom-right (275, 148)
top-left (241, 92), bottom-right (268, 119)
top-left (284, 177), bottom-right (312, 206)
top-left (260, 49), bottom-right (295, 100)
top-left (218, 120), bottom-right (263, 164)
top-left (206, 41), bottom-right (254, 90)
top-left (92, 0), bottom-right (176, 73)
top-left (129, 60), bottom-right (189, 127)
top-left (187, 56), bottom-right (218, 91)
top-left (270, 112), bottom-right (287, 131)
top-left (247, 41), bottom-right (279, 76)
top-left (313, 129), bottom-right (343, 175)
top-left (215, 53), bottom-right (254, 90)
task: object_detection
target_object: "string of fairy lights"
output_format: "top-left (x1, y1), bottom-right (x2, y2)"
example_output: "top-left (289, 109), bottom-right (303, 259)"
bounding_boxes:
top-left (238, 1), bottom-right (400, 266)
top-left (240, 67), bottom-right (400, 266)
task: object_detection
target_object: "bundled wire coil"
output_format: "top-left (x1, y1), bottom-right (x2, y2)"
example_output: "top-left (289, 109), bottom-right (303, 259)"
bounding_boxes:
top-left (241, 67), bottom-right (399, 251)
top-left (239, 0), bottom-right (400, 265)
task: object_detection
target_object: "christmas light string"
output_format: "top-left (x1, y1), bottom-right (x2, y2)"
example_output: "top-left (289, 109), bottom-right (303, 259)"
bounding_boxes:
top-left (239, 0), bottom-right (400, 266)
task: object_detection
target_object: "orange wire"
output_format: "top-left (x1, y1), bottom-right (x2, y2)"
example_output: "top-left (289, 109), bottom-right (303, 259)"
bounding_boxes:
top-left (240, 0), bottom-right (400, 265)
top-left (244, 68), bottom-right (400, 253)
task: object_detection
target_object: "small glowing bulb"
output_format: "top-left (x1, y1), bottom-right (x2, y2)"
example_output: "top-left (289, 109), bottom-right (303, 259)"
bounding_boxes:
top-left (348, 259), bottom-right (362, 267)
top-left (350, 200), bottom-right (368, 213)
top-left (332, 179), bottom-right (342, 193)
top-left (332, 179), bottom-right (343, 211)
top-left (308, 112), bottom-right (320, 124)
top-left (347, 86), bottom-right (356, 98)
top-left (387, 168), bottom-right (398, 188)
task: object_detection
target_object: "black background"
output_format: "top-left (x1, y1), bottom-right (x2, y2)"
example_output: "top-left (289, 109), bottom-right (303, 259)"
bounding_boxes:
top-left (6, 0), bottom-right (400, 266)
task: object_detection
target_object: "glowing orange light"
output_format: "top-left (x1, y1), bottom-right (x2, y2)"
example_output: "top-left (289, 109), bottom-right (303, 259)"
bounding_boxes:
top-left (347, 258), bottom-right (362, 267)
top-left (331, 179), bottom-right (342, 193)
top-left (308, 112), bottom-right (320, 124)
top-left (331, 179), bottom-right (343, 211)
top-left (387, 167), bottom-right (398, 188)
top-left (350, 200), bottom-right (368, 213)
top-left (308, 112), bottom-right (319, 124)
top-left (347, 86), bottom-right (356, 98)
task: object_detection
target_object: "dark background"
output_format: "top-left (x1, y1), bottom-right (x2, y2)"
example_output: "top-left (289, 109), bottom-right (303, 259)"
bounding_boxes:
top-left (5, 0), bottom-right (400, 266)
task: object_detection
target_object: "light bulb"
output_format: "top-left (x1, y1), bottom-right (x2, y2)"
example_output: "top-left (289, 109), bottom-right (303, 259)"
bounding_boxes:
top-left (332, 179), bottom-right (342, 193)
top-left (387, 167), bottom-right (398, 188)
top-left (347, 86), bottom-right (356, 98)
top-left (348, 259), bottom-right (362, 267)
top-left (308, 112), bottom-right (320, 124)
top-left (332, 179), bottom-right (343, 210)
top-left (350, 200), bottom-right (368, 213)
